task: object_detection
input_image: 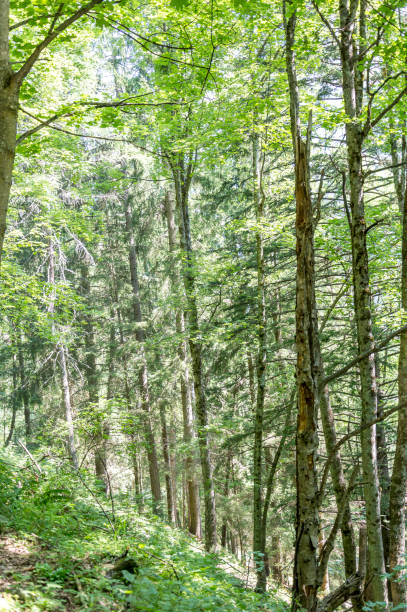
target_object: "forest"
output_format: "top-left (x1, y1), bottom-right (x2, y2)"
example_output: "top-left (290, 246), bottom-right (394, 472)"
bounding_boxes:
top-left (0, 0), bottom-right (407, 610)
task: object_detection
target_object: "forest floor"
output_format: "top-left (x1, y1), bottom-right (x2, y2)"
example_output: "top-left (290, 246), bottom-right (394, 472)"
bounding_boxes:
top-left (0, 453), bottom-right (289, 611)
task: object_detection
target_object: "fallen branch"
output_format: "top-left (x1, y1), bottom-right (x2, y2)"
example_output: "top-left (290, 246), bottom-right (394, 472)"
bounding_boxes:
top-left (17, 439), bottom-right (43, 475)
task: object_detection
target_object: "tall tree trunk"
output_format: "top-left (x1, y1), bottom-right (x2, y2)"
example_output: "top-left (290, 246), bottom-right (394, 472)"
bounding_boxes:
top-left (318, 381), bottom-right (362, 611)
top-left (59, 345), bottom-right (78, 469)
top-left (112, 278), bottom-right (144, 510)
top-left (80, 265), bottom-right (108, 489)
top-left (123, 196), bottom-right (162, 515)
top-left (388, 152), bottom-right (407, 607)
top-left (338, 0), bottom-right (387, 602)
top-left (170, 157), bottom-right (217, 552)
top-left (108, 257), bottom-right (144, 510)
top-left (168, 416), bottom-right (179, 525)
top-left (4, 348), bottom-right (18, 447)
top-left (375, 356), bottom-right (390, 579)
top-left (163, 191), bottom-right (201, 538)
top-left (251, 132), bottom-right (268, 593)
top-left (17, 333), bottom-right (31, 439)
top-left (284, 5), bottom-right (320, 609)
top-left (160, 401), bottom-right (177, 525)
top-left (47, 234), bottom-right (78, 469)
top-left (247, 351), bottom-right (256, 409)
top-left (0, 0), bottom-right (18, 263)
top-left (221, 450), bottom-right (232, 549)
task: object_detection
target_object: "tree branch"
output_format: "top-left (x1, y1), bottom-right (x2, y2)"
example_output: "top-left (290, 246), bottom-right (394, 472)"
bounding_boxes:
top-left (322, 323), bottom-right (407, 387)
top-left (14, 0), bottom-right (105, 85)
top-left (319, 403), bottom-right (401, 500)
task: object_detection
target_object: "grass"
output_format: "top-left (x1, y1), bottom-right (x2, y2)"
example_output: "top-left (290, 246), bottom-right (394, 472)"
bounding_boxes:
top-left (0, 451), bottom-right (289, 611)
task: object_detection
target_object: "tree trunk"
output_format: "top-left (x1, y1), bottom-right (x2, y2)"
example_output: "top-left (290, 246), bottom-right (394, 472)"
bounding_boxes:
top-left (375, 356), bottom-right (390, 581)
top-left (123, 196), bottom-right (162, 515)
top-left (17, 333), bottom-right (31, 439)
top-left (0, 0), bottom-right (18, 263)
top-left (163, 190), bottom-right (201, 538)
top-left (338, 0), bottom-right (387, 602)
top-left (221, 450), bottom-right (232, 548)
top-left (248, 351), bottom-right (255, 409)
top-left (318, 382), bottom-right (362, 611)
top-left (80, 265), bottom-right (109, 490)
top-left (4, 348), bottom-right (18, 447)
top-left (59, 345), bottom-right (78, 469)
top-left (160, 401), bottom-right (177, 525)
top-left (284, 5), bottom-right (320, 610)
top-left (388, 172), bottom-right (407, 606)
top-left (251, 132), bottom-right (268, 593)
top-left (171, 158), bottom-right (217, 552)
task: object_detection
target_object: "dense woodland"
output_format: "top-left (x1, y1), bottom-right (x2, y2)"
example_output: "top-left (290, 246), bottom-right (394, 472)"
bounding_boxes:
top-left (1, 0), bottom-right (407, 610)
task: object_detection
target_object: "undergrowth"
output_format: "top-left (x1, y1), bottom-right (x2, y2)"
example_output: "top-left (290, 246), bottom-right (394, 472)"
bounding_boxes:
top-left (0, 450), bottom-right (288, 611)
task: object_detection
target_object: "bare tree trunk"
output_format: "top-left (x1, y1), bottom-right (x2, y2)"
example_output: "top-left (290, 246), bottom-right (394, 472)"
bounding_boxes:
top-left (168, 417), bottom-right (179, 525)
top-left (0, 0), bottom-right (18, 262)
top-left (17, 333), bottom-right (31, 439)
top-left (338, 0), bottom-right (387, 602)
top-left (59, 346), bottom-right (78, 469)
top-left (318, 382), bottom-right (362, 612)
top-left (170, 158), bottom-right (217, 552)
top-left (4, 348), bottom-right (18, 447)
top-left (123, 196), bottom-right (162, 515)
top-left (109, 263), bottom-right (144, 511)
top-left (80, 265), bottom-right (109, 490)
top-left (160, 401), bottom-right (177, 525)
top-left (375, 356), bottom-right (390, 584)
top-left (284, 5), bottom-right (320, 609)
top-left (388, 173), bottom-right (407, 606)
top-left (247, 351), bottom-right (256, 409)
top-left (221, 450), bottom-right (232, 548)
top-left (163, 191), bottom-right (201, 537)
top-left (251, 132), bottom-right (268, 593)
top-left (318, 525), bottom-right (329, 594)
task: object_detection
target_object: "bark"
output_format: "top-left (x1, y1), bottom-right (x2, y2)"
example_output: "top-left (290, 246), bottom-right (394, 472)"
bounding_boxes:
top-left (270, 533), bottom-right (283, 583)
top-left (123, 196), bottom-right (162, 515)
top-left (284, 5), bottom-right (320, 609)
top-left (59, 345), bottom-right (78, 469)
top-left (261, 397), bottom-right (293, 552)
top-left (170, 156), bottom-right (217, 552)
top-left (163, 191), bottom-right (201, 538)
top-left (389, 127), bottom-right (406, 213)
top-left (168, 416), bottom-right (179, 525)
top-left (109, 261), bottom-right (144, 510)
top-left (160, 401), bottom-right (177, 525)
top-left (338, 0), bottom-right (387, 602)
top-left (388, 170), bottom-right (407, 606)
top-left (0, 0), bottom-right (17, 260)
top-left (80, 265), bottom-right (108, 490)
top-left (4, 349), bottom-right (18, 447)
top-left (0, 70), bottom-right (18, 262)
top-left (247, 351), bottom-right (256, 409)
top-left (251, 132), bottom-right (268, 593)
top-left (17, 334), bottom-right (31, 439)
top-left (318, 381), bottom-right (362, 611)
top-left (375, 356), bottom-right (390, 579)
top-left (318, 527), bottom-right (329, 593)
top-left (316, 286), bottom-right (360, 607)
top-left (221, 450), bottom-right (232, 549)
top-left (358, 523), bottom-right (367, 585)
top-left (317, 574), bottom-right (362, 612)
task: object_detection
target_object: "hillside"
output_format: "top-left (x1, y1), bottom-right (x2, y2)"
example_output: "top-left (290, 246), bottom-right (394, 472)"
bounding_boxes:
top-left (0, 452), bottom-right (288, 611)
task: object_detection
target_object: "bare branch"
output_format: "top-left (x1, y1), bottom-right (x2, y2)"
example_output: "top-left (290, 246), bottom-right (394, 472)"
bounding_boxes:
top-left (322, 323), bottom-right (407, 387)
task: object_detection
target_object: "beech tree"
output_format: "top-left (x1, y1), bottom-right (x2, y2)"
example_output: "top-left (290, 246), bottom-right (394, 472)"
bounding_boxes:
top-left (1, 1), bottom-right (407, 610)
